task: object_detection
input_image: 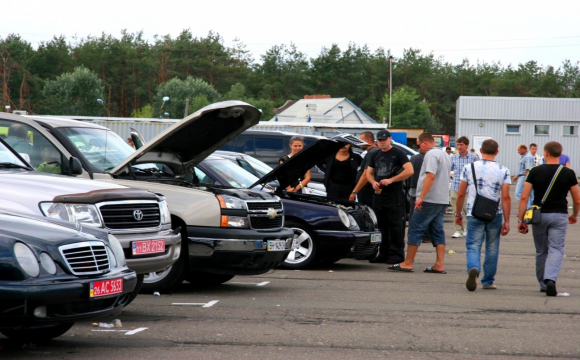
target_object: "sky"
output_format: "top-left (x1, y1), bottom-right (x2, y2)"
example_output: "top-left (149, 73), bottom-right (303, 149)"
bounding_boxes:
top-left (3, 0), bottom-right (579, 68)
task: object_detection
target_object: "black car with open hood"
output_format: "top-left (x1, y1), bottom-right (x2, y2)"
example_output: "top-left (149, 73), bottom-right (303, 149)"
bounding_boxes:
top-left (198, 135), bottom-right (382, 269)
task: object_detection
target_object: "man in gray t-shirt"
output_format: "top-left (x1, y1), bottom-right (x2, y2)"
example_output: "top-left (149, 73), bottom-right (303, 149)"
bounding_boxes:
top-left (388, 133), bottom-right (451, 273)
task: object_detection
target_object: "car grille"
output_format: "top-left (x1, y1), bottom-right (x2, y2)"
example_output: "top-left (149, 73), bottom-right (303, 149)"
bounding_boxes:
top-left (99, 202), bottom-right (160, 229)
top-left (59, 241), bottom-right (110, 275)
top-left (246, 201), bottom-right (284, 230)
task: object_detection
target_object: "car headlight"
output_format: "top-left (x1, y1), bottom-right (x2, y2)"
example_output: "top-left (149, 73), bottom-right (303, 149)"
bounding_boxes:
top-left (347, 214), bottom-right (360, 230)
top-left (338, 209), bottom-right (351, 229)
top-left (216, 195), bottom-right (246, 210)
top-left (39, 203), bottom-right (102, 227)
top-left (159, 200), bottom-right (171, 225)
top-left (222, 215), bottom-right (250, 228)
top-left (39, 252), bottom-right (57, 275)
top-left (107, 234), bottom-right (126, 267)
top-left (14, 242), bottom-right (40, 277)
top-left (367, 207), bottom-right (378, 226)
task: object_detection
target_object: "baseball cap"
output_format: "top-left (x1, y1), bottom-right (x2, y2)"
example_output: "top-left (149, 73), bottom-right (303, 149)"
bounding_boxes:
top-left (376, 129), bottom-right (391, 140)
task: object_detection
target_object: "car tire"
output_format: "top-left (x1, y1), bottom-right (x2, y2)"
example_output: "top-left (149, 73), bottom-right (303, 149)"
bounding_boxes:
top-left (141, 227), bottom-right (187, 294)
top-left (124, 274), bottom-right (144, 306)
top-left (1, 322), bottom-right (74, 341)
top-left (280, 221), bottom-right (318, 270)
top-left (185, 272), bottom-right (235, 287)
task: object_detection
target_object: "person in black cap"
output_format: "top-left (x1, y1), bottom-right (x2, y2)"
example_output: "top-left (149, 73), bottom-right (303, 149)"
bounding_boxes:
top-left (366, 129), bottom-right (414, 264)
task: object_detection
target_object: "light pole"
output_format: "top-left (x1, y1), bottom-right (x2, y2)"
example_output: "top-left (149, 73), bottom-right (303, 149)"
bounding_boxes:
top-left (159, 96), bottom-right (170, 119)
top-left (4, 105), bottom-right (10, 113)
top-left (388, 55), bottom-right (394, 128)
top-left (97, 99), bottom-right (110, 118)
top-left (338, 104), bottom-right (344, 123)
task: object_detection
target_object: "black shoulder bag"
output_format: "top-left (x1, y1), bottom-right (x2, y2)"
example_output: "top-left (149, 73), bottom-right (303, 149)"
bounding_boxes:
top-left (470, 163), bottom-right (500, 223)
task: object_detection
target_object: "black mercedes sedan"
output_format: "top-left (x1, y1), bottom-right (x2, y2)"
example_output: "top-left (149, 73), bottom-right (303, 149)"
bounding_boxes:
top-left (0, 212), bottom-right (137, 341)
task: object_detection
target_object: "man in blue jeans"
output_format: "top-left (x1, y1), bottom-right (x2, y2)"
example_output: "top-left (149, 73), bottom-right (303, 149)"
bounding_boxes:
top-left (388, 132), bottom-right (450, 273)
top-left (455, 139), bottom-right (511, 291)
top-left (513, 144), bottom-right (534, 208)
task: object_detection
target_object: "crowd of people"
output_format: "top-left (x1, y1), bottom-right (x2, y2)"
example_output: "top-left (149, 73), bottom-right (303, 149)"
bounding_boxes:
top-left (282, 131), bottom-right (580, 297)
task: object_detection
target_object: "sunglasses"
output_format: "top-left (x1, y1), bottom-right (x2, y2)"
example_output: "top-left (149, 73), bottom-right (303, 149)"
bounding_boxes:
top-left (290, 136), bottom-right (304, 140)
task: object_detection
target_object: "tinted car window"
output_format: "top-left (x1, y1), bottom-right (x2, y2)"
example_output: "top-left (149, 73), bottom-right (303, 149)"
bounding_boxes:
top-left (255, 138), bottom-right (283, 154)
top-left (0, 119), bottom-right (65, 174)
top-left (245, 138), bottom-right (255, 153)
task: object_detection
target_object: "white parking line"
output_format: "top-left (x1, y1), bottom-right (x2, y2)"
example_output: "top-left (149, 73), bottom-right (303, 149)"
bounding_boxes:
top-left (228, 281), bottom-right (270, 287)
top-left (125, 327), bottom-right (148, 335)
top-left (91, 327), bottom-right (148, 335)
top-left (172, 300), bottom-right (219, 307)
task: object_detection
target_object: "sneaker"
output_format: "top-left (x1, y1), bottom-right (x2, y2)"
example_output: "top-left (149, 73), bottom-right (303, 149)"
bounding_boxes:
top-left (482, 284), bottom-right (497, 290)
top-left (452, 231), bottom-right (464, 238)
top-left (466, 268), bottom-right (478, 291)
top-left (463, 230), bottom-right (468, 237)
top-left (545, 280), bottom-right (557, 296)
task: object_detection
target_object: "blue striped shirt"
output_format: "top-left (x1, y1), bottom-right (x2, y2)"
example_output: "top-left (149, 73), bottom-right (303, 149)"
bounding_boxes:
top-left (518, 152), bottom-right (535, 176)
top-left (450, 152), bottom-right (478, 191)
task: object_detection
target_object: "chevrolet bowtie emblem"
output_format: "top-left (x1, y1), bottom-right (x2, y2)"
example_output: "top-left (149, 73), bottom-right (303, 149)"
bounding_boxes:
top-left (267, 208), bottom-right (277, 219)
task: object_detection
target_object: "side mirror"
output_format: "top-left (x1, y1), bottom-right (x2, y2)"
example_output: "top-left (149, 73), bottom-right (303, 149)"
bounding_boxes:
top-left (65, 156), bottom-right (83, 175)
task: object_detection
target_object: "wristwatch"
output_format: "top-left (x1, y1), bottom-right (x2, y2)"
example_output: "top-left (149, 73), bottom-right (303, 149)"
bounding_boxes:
top-left (454, 214), bottom-right (462, 217)
top-left (352, 191), bottom-right (357, 194)
top-left (518, 220), bottom-right (524, 223)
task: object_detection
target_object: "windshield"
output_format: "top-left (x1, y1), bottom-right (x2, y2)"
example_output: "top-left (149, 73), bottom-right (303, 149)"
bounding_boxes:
top-left (0, 140), bottom-right (29, 168)
top-left (243, 155), bottom-right (273, 177)
top-left (201, 158), bottom-right (260, 189)
top-left (58, 127), bottom-right (136, 171)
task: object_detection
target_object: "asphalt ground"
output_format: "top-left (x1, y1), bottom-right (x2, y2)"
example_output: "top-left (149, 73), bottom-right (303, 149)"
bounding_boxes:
top-left (2, 186), bottom-right (580, 359)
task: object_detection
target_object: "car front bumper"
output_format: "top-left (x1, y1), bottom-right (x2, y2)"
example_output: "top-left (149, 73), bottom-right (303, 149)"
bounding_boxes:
top-left (0, 269), bottom-right (137, 330)
top-left (314, 230), bottom-right (382, 259)
top-left (115, 228), bottom-right (182, 275)
top-left (186, 226), bottom-right (294, 275)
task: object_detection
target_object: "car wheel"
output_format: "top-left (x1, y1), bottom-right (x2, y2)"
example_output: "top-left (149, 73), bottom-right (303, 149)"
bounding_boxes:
top-left (141, 240), bottom-right (187, 294)
top-left (185, 272), bottom-right (235, 287)
top-left (280, 221), bottom-right (318, 269)
top-left (124, 274), bottom-right (144, 307)
top-left (1, 322), bottom-right (74, 341)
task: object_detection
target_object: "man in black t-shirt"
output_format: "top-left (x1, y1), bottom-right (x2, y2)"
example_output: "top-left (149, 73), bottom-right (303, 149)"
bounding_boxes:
top-left (518, 141), bottom-right (580, 297)
top-left (366, 129), bottom-right (413, 264)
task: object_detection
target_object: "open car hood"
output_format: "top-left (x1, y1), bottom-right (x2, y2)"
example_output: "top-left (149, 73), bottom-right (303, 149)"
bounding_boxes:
top-left (250, 134), bottom-right (367, 190)
top-left (111, 101), bottom-right (261, 175)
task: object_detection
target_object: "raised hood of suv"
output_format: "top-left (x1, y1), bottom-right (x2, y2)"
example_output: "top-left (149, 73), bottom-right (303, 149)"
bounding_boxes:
top-left (250, 134), bottom-right (369, 190)
top-left (110, 101), bottom-right (261, 175)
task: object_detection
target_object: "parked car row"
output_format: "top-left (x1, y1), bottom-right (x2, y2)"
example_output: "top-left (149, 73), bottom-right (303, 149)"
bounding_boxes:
top-left (0, 101), bottom-right (384, 341)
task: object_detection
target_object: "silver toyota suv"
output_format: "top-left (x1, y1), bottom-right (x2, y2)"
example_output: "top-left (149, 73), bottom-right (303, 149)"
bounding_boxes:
top-left (0, 121), bottom-right (181, 303)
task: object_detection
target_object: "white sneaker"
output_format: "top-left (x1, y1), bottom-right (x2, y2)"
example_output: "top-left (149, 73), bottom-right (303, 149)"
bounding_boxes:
top-left (452, 231), bottom-right (464, 238)
top-left (463, 230), bottom-right (467, 237)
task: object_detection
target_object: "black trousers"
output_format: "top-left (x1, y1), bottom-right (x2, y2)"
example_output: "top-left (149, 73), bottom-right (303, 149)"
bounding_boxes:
top-left (357, 185), bottom-right (374, 206)
top-left (327, 182), bottom-right (354, 200)
top-left (373, 189), bottom-right (406, 263)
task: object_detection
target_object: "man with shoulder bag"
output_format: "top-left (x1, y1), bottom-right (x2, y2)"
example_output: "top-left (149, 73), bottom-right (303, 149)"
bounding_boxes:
top-left (518, 141), bottom-right (580, 296)
top-left (455, 140), bottom-right (511, 291)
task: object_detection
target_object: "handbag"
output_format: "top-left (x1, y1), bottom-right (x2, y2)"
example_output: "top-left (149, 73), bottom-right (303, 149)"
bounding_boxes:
top-left (470, 163), bottom-right (500, 223)
top-left (523, 165), bottom-right (563, 224)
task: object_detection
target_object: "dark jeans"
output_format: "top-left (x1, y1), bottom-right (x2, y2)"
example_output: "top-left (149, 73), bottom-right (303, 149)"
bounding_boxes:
top-left (357, 185), bottom-right (374, 206)
top-left (327, 182), bottom-right (353, 200)
top-left (409, 195), bottom-right (430, 240)
top-left (373, 190), bottom-right (406, 263)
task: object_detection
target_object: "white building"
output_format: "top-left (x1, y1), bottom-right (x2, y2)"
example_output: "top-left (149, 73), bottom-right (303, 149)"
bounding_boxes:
top-left (456, 96), bottom-right (580, 175)
top-left (269, 97), bottom-right (377, 124)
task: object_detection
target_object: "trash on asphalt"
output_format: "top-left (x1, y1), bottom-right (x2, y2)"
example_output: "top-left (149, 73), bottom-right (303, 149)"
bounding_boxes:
top-left (153, 291), bottom-right (160, 296)
top-left (448, 250), bottom-right (455, 254)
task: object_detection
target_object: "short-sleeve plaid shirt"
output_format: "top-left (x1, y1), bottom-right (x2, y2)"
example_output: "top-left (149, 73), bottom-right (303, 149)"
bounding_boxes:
top-left (450, 152), bottom-right (478, 191)
top-left (518, 152), bottom-right (535, 176)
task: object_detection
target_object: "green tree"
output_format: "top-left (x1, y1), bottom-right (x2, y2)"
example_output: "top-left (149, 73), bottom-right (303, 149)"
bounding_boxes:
top-left (154, 76), bottom-right (221, 118)
top-left (0, 34), bottom-right (37, 112)
top-left (39, 66), bottom-right (104, 115)
top-left (377, 86), bottom-right (440, 132)
top-left (131, 104), bottom-right (154, 118)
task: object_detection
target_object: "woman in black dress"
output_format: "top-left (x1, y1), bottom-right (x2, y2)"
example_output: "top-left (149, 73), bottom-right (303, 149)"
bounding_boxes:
top-left (319, 143), bottom-right (362, 200)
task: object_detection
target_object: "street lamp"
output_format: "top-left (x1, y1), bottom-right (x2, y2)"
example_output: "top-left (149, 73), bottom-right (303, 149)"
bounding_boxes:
top-left (338, 104), bottom-right (344, 123)
top-left (159, 96), bottom-right (170, 119)
top-left (4, 105), bottom-right (10, 113)
top-left (388, 55), bottom-right (394, 128)
top-left (97, 99), bottom-right (110, 118)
